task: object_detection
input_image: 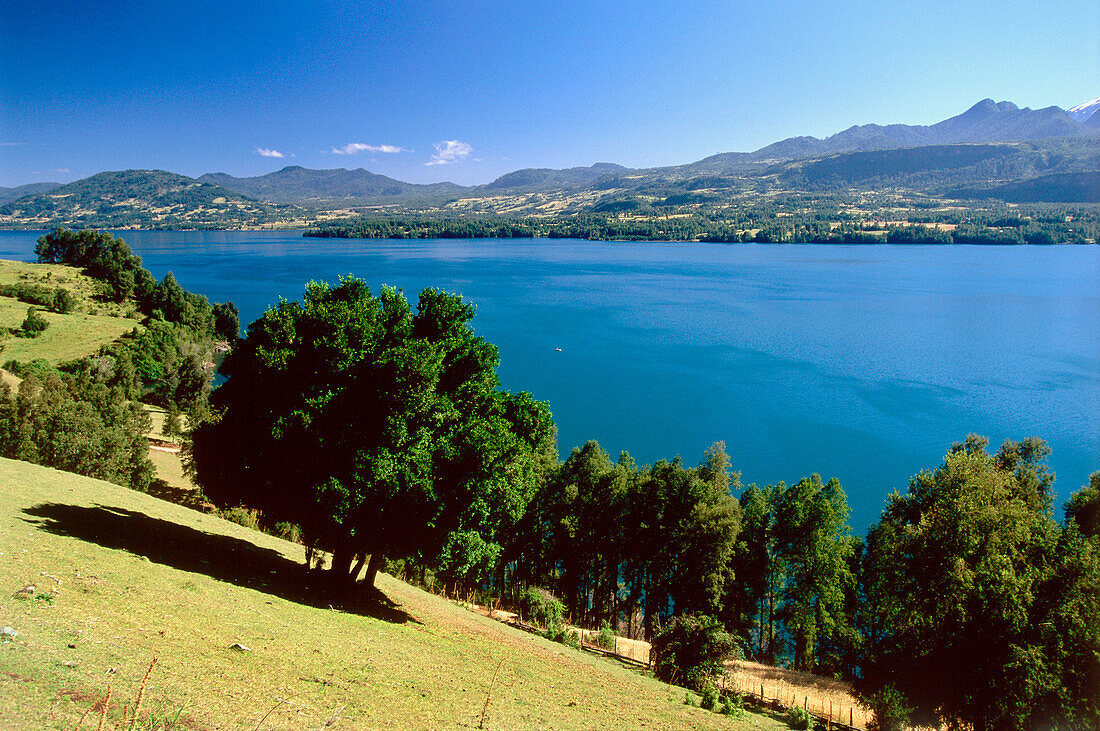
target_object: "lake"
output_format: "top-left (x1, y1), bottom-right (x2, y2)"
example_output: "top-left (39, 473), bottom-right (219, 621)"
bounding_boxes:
top-left (1, 230), bottom-right (1097, 532)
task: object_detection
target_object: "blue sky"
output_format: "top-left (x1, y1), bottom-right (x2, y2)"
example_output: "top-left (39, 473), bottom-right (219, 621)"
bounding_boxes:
top-left (1, 0), bottom-right (1097, 187)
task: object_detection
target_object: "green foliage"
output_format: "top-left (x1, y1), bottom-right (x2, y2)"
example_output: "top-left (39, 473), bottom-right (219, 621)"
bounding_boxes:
top-left (518, 587), bottom-right (565, 628)
top-left (0, 282), bottom-right (77, 313)
top-left (271, 522), bottom-right (302, 543)
top-left (508, 440), bottom-right (740, 638)
top-left (785, 706), bottom-right (812, 730)
top-left (1064, 471), bottom-right (1100, 538)
top-left (700, 681), bottom-right (719, 711)
top-left (651, 613), bottom-right (736, 691)
top-left (218, 506), bottom-right (262, 531)
top-left (19, 307), bottom-right (49, 337)
top-left (52, 288), bottom-right (76, 314)
top-left (0, 372), bottom-right (154, 491)
top-left (772, 474), bottom-right (858, 673)
top-left (163, 407), bottom-right (183, 439)
top-left (859, 435), bottom-right (1100, 731)
top-left (597, 622), bottom-right (615, 650)
top-left (212, 301), bottom-right (240, 340)
top-left (721, 693), bottom-right (744, 716)
top-left (191, 278), bottom-right (554, 591)
top-left (861, 686), bottom-right (912, 731)
top-left (34, 230), bottom-right (233, 412)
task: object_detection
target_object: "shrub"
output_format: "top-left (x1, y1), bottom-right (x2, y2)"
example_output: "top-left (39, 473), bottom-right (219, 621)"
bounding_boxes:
top-left (219, 505), bottom-right (262, 531)
top-left (722, 693), bottom-right (744, 716)
top-left (163, 408), bottom-right (183, 439)
top-left (52, 288), bottom-right (76, 314)
top-left (518, 586), bottom-right (565, 628)
top-left (700, 681), bottom-right (719, 711)
top-left (786, 706), bottom-right (812, 730)
top-left (651, 613), bottom-right (737, 691)
top-left (20, 307), bottom-right (49, 337)
top-left (597, 622), bottom-right (616, 650)
top-left (272, 521), bottom-right (301, 543)
top-left (862, 686), bottom-right (913, 731)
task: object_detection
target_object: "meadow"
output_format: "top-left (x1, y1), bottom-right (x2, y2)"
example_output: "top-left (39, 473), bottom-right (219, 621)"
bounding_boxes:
top-left (0, 457), bottom-right (786, 730)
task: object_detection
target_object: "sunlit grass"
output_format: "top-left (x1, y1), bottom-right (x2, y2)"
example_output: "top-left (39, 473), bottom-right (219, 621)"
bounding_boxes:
top-left (0, 457), bottom-right (785, 730)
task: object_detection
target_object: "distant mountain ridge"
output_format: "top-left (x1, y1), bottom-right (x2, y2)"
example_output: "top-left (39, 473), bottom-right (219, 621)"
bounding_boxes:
top-left (198, 166), bottom-right (464, 204)
top-left (0, 169), bottom-right (296, 228)
top-left (1, 98), bottom-right (1097, 224)
top-left (0, 182), bottom-right (62, 206)
top-left (1067, 96), bottom-right (1100, 124)
top-left (674, 99), bottom-right (1095, 177)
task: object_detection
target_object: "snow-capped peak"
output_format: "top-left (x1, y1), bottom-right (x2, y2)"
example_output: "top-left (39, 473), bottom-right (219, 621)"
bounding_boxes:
top-left (1067, 96), bottom-right (1100, 122)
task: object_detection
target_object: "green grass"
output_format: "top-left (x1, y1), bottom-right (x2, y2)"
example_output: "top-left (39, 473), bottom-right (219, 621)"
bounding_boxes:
top-left (0, 299), bottom-right (138, 365)
top-left (0, 457), bottom-right (784, 730)
top-left (0, 259), bottom-right (141, 366)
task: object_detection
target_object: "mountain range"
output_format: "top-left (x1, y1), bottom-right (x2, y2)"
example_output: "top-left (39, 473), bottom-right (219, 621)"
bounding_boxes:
top-left (2, 98), bottom-right (1097, 227)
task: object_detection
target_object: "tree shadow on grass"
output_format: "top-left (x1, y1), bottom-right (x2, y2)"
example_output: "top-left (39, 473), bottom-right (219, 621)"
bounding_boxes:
top-left (22, 502), bottom-right (418, 625)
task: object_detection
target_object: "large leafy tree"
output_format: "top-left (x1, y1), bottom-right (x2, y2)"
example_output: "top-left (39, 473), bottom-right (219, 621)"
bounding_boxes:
top-left (859, 435), bottom-right (1099, 731)
top-left (772, 474), bottom-right (858, 673)
top-left (190, 278), bottom-right (554, 591)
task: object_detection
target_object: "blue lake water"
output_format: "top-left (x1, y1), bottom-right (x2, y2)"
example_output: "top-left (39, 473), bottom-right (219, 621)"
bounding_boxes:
top-left (2, 230), bottom-right (1097, 532)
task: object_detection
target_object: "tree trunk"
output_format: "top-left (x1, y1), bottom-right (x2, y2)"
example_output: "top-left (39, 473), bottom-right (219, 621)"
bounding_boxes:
top-left (330, 544), bottom-right (354, 585)
top-left (364, 552), bottom-right (385, 590)
top-left (349, 553), bottom-right (367, 581)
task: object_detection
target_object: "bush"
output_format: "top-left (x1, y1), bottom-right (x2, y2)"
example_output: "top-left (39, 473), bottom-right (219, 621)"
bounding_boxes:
top-left (162, 405), bottom-right (184, 439)
top-left (20, 307), bottom-right (49, 337)
top-left (862, 686), bottom-right (913, 731)
top-left (52, 288), bottom-right (76, 314)
top-left (219, 506), bottom-right (262, 531)
top-left (786, 706), bottom-right (812, 730)
top-left (700, 681), bottom-right (719, 711)
top-left (722, 693), bottom-right (744, 716)
top-left (272, 521), bottom-right (301, 543)
top-left (597, 622), bottom-right (616, 650)
top-left (651, 613), bottom-right (737, 691)
top-left (518, 586), bottom-right (565, 628)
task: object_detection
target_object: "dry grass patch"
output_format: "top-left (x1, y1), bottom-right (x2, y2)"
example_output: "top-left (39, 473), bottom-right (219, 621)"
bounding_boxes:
top-left (725, 659), bottom-right (871, 729)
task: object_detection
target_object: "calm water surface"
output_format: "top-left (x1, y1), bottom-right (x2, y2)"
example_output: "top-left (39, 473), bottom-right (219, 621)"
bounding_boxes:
top-left (2, 231), bottom-right (1097, 532)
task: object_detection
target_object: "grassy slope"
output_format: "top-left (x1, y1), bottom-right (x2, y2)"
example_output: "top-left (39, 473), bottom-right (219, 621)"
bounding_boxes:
top-left (0, 260), bottom-right (139, 365)
top-left (0, 458), bottom-right (784, 730)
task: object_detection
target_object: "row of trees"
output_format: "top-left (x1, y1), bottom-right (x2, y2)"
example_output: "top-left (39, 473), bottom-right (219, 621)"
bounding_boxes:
top-left (305, 209), bottom-right (1097, 244)
top-left (188, 276), bottom-right (1098, 731)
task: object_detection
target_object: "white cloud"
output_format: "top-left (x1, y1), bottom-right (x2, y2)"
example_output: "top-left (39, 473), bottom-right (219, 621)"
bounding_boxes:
top-left (54, 167), bottom-right (71, 174)
top-left (426, 140), bottom-right (473, 166)
top-left (255, 147), bottom-right (286, 158)
top-left (330, 142), bottom-right (408, 155)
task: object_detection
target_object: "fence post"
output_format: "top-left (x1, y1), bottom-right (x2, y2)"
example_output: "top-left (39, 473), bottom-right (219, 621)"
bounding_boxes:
top-left (850, 707), bottom-right (854, 727)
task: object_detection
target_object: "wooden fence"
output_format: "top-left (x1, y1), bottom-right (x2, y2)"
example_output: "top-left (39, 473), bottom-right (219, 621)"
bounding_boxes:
top-left (720, 675), bottom-right (866, 731)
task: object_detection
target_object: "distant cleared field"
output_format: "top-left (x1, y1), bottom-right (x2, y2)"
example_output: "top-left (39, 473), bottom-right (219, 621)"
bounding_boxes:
top-left (0, 298), bottom-right (137, 365)
top-left (0, 457), bottom-right (784, 730)
top-left (0, 259), bottom-right (140, 365)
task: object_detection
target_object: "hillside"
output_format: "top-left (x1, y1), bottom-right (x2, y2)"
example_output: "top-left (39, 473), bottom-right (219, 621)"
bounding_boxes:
top-left (0, 182), bottom-right (62, 206)
top-left (0, 259), bottom-right (141, 365)
top-left (199, 165), bottom-right (465, 205)
top-left (0, 170), bottom-right (306, 229)
top-left (0, 457), bottom-right (783, 730)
